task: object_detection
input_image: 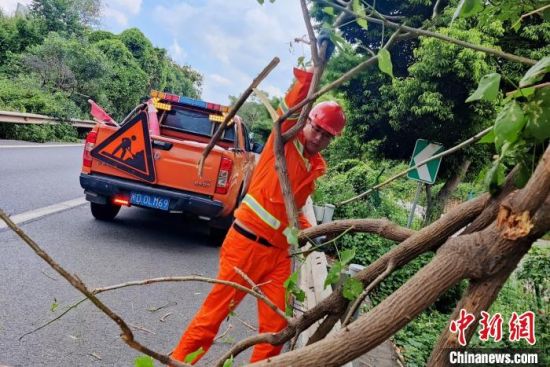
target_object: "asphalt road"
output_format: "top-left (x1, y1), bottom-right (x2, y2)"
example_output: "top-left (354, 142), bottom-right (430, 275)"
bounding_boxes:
top-left (0, 140), bottom-right (256, 367)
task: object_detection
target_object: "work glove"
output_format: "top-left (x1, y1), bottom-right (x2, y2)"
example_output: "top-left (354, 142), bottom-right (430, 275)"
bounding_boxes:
top-left (317, 29), bottom-right (335, 62)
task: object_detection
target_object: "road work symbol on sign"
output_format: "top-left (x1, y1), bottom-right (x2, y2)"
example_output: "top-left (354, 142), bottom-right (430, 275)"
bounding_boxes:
top-left (407, 139), bottom-right (444, 184)
top-left (91, 112), bottom-right (156, 183)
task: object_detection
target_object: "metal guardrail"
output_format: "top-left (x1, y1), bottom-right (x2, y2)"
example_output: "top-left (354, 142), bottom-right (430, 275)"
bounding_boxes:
top-left (0, 110), bottom-right (95, 129)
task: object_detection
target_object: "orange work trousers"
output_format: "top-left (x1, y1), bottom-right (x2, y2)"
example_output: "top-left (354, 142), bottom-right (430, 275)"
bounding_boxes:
top-left (171, 227), bottom-right (291, 364)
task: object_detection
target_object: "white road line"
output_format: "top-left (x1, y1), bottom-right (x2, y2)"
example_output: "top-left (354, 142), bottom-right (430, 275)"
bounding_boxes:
top-left (0, 144), bottom-right (83, 149)
top-left (0, 197), bottom-right (87, 230)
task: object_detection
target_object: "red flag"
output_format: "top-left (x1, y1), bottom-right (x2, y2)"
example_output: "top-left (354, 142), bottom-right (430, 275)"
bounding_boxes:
top-left (88, 99), bottom-right (118, 126)
top-left (146, 98), bottom-right (160, 136)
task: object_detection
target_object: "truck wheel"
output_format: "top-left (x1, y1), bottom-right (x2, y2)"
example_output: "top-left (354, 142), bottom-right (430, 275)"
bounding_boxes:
top-left (90, 202), bottom-right (121, 221)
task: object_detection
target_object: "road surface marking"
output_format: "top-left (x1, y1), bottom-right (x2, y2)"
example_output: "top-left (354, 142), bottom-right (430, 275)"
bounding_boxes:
top-left (0, 143), bottom-right (83, 149)
top-left (0, 197), bottom-right (87, 230)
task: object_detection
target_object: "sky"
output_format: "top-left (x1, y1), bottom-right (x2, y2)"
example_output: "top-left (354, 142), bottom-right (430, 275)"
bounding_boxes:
top-left (0, 0), bottom-right (311, 105)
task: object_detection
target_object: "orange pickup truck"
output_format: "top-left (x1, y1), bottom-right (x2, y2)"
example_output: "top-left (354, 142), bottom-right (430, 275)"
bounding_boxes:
top-left (79, 91), bottom-right (260, 238)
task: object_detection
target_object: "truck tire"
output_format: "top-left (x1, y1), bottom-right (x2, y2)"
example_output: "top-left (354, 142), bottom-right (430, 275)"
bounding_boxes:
top-left (90, 202), bottom-right (121, 221)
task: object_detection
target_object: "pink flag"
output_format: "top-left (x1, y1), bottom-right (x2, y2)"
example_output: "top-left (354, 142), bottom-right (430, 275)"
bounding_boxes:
top-left (146, 98), bottom-right (160, 136)
top-left (88, 99), bottom-right (117, 126)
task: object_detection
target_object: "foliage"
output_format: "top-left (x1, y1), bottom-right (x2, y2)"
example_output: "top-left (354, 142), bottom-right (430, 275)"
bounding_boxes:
top-left (470, 273), bottom-right (549, 364)
top-left (284, 270), bottom-right (306, 316)
top-left (395, 310), bottom-right (449, 367)
top-left (470, 57), bottom-right (550, 193)
top-left (516, 246), bottom-right (550, 311)
top-left (0, 4), bottom-right (202, 141)
top-left (228, 93), bottom-right (277, 143)
top-left (30, 0), bottom-right (101, 35)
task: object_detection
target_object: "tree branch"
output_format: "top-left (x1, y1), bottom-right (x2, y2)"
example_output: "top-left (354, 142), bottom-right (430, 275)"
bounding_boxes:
top-left (272, 0), bottom-right (327, 231)
top-left (320, 0), bottom-right (538, 66)
top-left (248, 188), bottom-right (550, 366)
top-left (298, 218), bottom-right (415, 245)
top-left (338, 126), bottom-right (493, 206)
top-left (342, 259), bottom-right (395, 326)
top-left (0, 209), bottom-right (190, 367)
top-left (302, 193), bottom-right (490, 344)
top-left (197, 57), bottom-right (279, 176)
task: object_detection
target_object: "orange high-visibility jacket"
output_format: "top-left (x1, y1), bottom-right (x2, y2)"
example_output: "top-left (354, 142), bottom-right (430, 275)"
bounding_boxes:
top-left (234, 67), bottom-right (326, 248)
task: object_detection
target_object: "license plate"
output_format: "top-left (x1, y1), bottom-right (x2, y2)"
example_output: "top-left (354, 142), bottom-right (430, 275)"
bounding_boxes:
top-left (130, 192), bottom-right (170, 211)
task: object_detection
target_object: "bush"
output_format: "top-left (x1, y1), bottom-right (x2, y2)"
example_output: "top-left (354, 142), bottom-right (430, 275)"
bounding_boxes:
top-left (0, 123), bottom-right (79, 143)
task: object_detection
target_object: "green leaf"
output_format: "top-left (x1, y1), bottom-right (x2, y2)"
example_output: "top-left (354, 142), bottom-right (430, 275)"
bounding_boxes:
top-left (331, 32), bottom-right (347, 52)
top-left (285, 226), bottom-right (300, 247)
top-left (256, 0), bottom-right (265, 4)
top-left (377, 49), bottom-right (393, 78)
top-left (504, 87), bottom-right (535, 103)
top-left (343, 278), bottom-right (364, 301)
top-left (184, 347), bottom-right (205, 364)
top-left (524, 87), bottom-right (550, 142)
top-left (465, 73), bottom-right (501, 102)
top-left (519, 56), bottom-right (550, 87)
top-left (284, 270), bottom-right (306, 311)
top-left (494, 101), bottom-right (526, 144)
top-left (223, 356), bottom-right (234, 367)
top-left (324, 261), bottom-right (342, 288)
top-left (294, 288), bottom-right (306, 302)
top-left (134, 356), bottom-right (154, 367)
top-left (283, 270), bottom-right (298, 289)
top-left (352, 0), bottom-right (368, 30)
top-left (485, 160), bottom-right (506, 195)
top-left (452, 0), bottom-right (483, 22)
top-left (477, 128), bottom-right (495, 144)
top-left (323, 7), bottom-right (335, 16)
top-left (285, 304), bottom-right (293, 317)
top-left (340, 248), bottom-right (356, 265)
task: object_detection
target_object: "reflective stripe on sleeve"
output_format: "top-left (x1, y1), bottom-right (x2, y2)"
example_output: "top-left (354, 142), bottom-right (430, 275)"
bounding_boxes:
top-left (279, 99), bottom-right (301, 119)
top-left (293, 139), bottom-right (311, 171)
top-left (242, 194), bottom-right (281, 230)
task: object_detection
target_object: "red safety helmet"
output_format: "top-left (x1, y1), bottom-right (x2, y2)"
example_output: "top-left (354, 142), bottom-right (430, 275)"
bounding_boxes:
top-left (309, 101), bottom-right (346, 136)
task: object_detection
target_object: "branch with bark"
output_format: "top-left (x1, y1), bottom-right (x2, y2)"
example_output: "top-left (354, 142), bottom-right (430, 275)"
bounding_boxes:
top-left (248, 146), bottom-right (550, 367)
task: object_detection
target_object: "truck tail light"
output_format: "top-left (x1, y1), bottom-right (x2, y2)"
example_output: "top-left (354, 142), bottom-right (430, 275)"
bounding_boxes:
top-left (113, 195), bottom-right (130, 206)
top-left (215, 157), bottom-right (233, 194)
top-left (82, 130), bottom-right (97, 168)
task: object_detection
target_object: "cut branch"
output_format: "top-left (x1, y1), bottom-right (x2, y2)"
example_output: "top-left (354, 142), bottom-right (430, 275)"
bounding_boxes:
top-left (300, 193), bottom-right (490, 344)
top-left (342, 259), bottom-right (395, 326)
top-left (298, 218), bottom-right (414, 245)
top-left (0, 209), bottom-right (190, 367)
top-left (198, 57), bottom-right (279, 176)
top-left (272, 0), bottom-right (326, 230)
top-left (248, 191), bottom-right (550, 366)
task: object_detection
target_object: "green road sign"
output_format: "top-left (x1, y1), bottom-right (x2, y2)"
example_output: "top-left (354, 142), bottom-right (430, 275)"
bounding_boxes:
top-left (407, 139), bottom-right (444, 184)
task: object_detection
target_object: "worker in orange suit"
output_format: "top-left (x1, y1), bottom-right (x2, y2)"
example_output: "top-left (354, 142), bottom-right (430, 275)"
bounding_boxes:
top-left (171, 32), bottom-right (345, 365)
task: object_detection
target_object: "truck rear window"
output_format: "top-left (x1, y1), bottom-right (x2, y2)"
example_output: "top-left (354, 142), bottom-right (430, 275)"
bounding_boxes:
top-left (161, 107), bottom-right (235, 142)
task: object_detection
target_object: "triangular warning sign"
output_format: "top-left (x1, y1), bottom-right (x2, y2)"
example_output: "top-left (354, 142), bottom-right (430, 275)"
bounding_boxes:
top-left (91, 112), bottom-right (156, 183)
